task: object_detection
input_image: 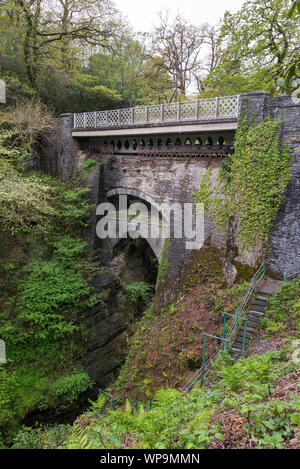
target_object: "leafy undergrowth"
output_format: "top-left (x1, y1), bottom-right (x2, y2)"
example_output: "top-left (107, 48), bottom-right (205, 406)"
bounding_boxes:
top-left (113, 274), bottom-right (248, 401)
top-left (12, 345), bottom-right (299, 449)
top-left (0, 123), bottom-right (101, 446)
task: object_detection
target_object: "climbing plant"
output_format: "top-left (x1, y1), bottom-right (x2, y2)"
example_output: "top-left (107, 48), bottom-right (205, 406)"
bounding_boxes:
top-left (195, 118), bottom-right (291, 252)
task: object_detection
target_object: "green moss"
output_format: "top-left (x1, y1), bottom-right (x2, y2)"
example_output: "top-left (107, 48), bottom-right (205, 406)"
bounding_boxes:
top-left (194, 117), bottom-right (292, 254)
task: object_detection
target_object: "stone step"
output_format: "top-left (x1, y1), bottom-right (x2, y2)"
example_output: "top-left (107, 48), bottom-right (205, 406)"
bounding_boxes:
top-left (235, 337), bottom-right (251, 345)
top-left (255, 294), bottom-right (270, 301)
top-left (248, 310), bottom-right (264, 317)
top-left (249, 303), bottom-right (266, 312)
top-left (245, 318), bottom-right (260, 326)
top-left (246, 320), bottom-right (259, 327)
top-left (236, 332), bottom-right (253, 340)
top-left (251, 299), bottom-right (267, 307)
top-left (230, 347), bottom-right (244, 354)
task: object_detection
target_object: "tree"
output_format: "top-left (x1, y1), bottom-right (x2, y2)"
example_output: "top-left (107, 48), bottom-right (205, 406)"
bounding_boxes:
top-left (88, 34), bottom-right (173, 106)
top-left (278, 0), bottom-right (300, 96)
top-left (0, 0), bottom-right (121, 86)
top-left (152, 12), bottom-right (207, 101)
top-left (202, 0), bottom-right (299, 96)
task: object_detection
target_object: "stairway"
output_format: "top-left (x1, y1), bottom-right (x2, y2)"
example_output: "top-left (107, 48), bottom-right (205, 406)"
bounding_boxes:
top-left (229, 280), bottom-right (282, 360)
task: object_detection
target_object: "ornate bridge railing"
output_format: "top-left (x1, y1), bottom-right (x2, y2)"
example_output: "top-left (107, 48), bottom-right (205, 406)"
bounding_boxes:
top-left (74, 95), bottom-right (240, 129)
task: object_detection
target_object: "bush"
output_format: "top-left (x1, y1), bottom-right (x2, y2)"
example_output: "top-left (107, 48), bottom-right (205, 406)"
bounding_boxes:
top-left (126, 282), bottom-right (153, 305)
top-left (50, 372), bottom-right (94, 408)
top-left (261, 276), bottom-right (300, 335)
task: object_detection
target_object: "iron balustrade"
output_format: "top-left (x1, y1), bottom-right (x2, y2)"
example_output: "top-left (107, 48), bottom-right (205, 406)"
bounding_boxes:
top-left (73, 96), bottom-right (240, 129)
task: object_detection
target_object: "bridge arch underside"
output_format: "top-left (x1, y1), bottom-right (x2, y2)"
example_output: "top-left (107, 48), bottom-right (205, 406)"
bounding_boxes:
top-left (83, 130), bottom-right (235, 158)
top-left (99, 189), bottom-right (165, 263)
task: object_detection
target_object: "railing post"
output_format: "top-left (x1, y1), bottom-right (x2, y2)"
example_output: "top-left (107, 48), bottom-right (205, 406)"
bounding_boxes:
top-left (118, 109), bottom-right (121, 126)
top-left (132, 108), bottom-right (134, 125)
top-left (177, 102), bottom-right (180, 121)
top-left (215, 97), bottom-right (219, 118)
top-left (161, 104), bottom-right (164, 123)
top-left (94, 111), bottom-right (96, 128)
top-left (242, 318), bottom-right (248, 352)
top-left (222, 313), bottom-right (227, 344)
top-left (201, 334), bottom-right (207, 373)
top-left (106, 111), bottom-right (108, 127)
top-left (196, 100), bottom-right (200, 120)
top-left (84, 113), bottom-right (86, 128)
top-left (145, 106), bottom-right (148, 124)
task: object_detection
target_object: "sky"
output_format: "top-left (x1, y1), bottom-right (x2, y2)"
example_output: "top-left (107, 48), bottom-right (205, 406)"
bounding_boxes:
top-left (113, 0), bottom-right (246, 32)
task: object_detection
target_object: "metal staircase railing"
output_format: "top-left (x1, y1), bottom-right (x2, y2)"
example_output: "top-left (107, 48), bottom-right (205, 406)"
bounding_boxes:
top-left (97, 263), bottom-right (267, 408)
top-left (181, 262), bottom-right (266, 393)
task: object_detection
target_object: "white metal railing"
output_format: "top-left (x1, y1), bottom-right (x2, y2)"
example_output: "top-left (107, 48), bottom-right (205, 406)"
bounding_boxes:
top-left (73, 95), bottom-right (240, 129)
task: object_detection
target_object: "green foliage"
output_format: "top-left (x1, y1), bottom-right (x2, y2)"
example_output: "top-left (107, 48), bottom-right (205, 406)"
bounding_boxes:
top-left (126, 282), bottom-right (153, 305)
top-left (12, 424), bottom-right (71, 449)
top-left (0, 159), bottom-right (56, 234)
top-left (203, 0), bottom-right (298, 97)
top-left (81, 158), bottom-right (98, 172)
top-left (0, 367), bottom-right (18, 433)
top-left (57, 187), bottom-right (92, 227)
top-left (0, 128), bottom-right (102, 443)
top-left (13, 341), bottom-right (300, 449)
top-left (195, 118), bottom-right (291, 252)
top-left (50, 372), bottom-right (94, 409)
top-left (62, 387), bottom-right (215, 449)
top-left (218, 352), bottom-right (282, 393)
top-left (261, 276), bottom-right (300, 335)
top-left (277, 0), bottom-right (300, 96)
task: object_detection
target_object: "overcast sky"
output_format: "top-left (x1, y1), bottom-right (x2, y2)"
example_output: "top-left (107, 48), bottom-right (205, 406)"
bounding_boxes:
top-left (113, 0), bottom-right (246, 32)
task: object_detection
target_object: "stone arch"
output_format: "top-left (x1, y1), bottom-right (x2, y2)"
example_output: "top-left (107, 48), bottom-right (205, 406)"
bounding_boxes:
top-left (105, 188), bottom-right (166, 260)
top-left (106, 188), bottom-right (162, 218)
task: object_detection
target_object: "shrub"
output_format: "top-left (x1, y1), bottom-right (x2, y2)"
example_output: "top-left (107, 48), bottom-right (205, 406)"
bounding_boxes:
top-left (50, 372), bottom-right (94, 408)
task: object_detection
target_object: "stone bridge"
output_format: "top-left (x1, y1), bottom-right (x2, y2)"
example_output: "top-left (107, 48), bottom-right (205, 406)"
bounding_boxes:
top-left (51, 91), bottom-right (300, 287)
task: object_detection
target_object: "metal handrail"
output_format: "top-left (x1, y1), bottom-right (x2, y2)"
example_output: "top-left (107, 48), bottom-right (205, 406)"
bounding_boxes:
top-left (182, 262), bottom-right (266, 393)
top-left (73, 95), bottom-right (240, 129)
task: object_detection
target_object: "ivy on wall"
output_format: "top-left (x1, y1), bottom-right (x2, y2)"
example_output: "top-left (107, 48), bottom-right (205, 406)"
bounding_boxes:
top-left (195, 118), bottom-right (291, 252)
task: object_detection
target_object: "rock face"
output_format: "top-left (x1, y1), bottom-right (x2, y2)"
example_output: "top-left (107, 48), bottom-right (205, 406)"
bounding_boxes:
top-left (84, 239), bottom-right (158, 386)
